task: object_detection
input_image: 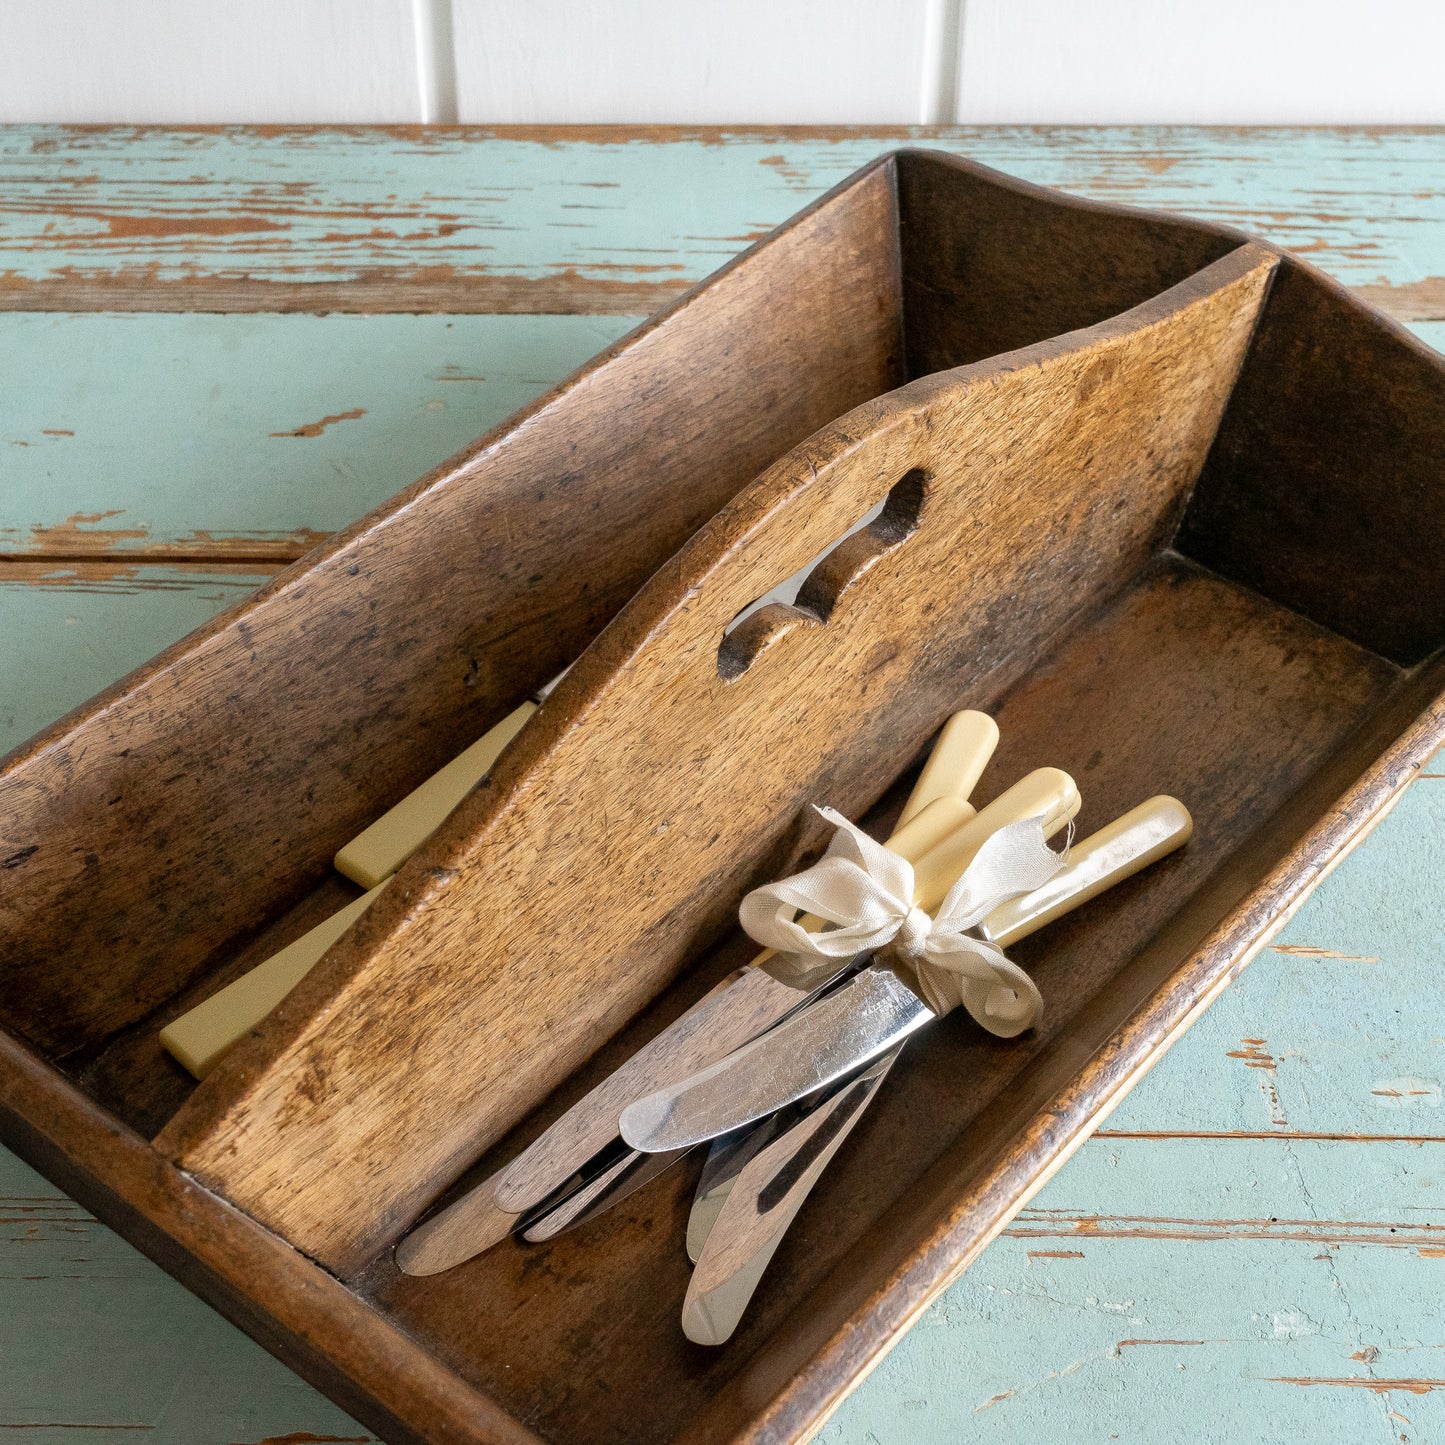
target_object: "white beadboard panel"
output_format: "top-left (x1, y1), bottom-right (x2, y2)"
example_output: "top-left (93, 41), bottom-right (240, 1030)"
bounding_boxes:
top-left (0, 0), bottom-right (423, 123)
top-left (956, 0), bottom-right (1445, 124)
top-left (452, 0), bottom-right (934, 123)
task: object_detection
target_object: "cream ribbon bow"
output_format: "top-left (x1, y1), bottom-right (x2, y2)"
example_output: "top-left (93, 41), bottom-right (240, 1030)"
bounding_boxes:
top-left (739, 806), bottom-right (1066, 1038)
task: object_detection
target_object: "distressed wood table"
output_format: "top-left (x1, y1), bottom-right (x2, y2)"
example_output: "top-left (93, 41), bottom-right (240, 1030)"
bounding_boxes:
top-left (2, 126), bottom-right (1443, 1445)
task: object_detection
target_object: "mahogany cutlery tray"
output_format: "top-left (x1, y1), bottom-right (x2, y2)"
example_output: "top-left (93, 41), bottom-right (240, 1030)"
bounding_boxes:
top-left (3, 149), bottom-right (1443, 1445)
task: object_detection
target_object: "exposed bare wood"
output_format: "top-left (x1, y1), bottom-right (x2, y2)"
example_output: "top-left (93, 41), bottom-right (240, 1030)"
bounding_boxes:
top-left (2, 148), bottom-right (1445, 1445)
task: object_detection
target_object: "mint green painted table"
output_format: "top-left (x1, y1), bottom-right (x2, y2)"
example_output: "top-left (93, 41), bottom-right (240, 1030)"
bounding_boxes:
top-left (2, 127), bottom-right (1443, 1445)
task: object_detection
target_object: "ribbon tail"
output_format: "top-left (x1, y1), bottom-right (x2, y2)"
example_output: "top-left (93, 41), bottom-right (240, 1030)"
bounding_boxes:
top-left (955, 953), bottom-right (1043, 1038)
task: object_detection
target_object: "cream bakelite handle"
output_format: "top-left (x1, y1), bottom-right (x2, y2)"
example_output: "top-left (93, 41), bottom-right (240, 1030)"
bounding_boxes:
top-left (979, 795), bottom-right (1193, 947)
top-left (335, 698), bottom-right (537, 889)
top-left (162, 698), bottom-right (541, 1079)
top-left (752, 706), bottom-right (998, 964)
top-left (911, 767), bottom-right (1080, 912)
top-left (898, 711), bottom-right (999, 827)
top-left (159, 878), bottom-right (391, 1078)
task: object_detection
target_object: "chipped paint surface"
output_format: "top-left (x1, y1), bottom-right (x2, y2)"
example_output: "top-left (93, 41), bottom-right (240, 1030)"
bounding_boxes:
top-left (2, 128), bottom-right (1444, 1444)
top-left (0, 569), bottom-right (274, 756)
top-left (0, 311), bottom-right (640, 561)
top-left (0, 1152), bottom-right (379, 1443)
top-left (1, 127), bottom-right (1445, 317)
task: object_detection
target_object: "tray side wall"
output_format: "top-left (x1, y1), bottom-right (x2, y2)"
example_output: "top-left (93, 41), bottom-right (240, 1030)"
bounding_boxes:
top-left (1179, 257), bottom-right (1445, 666)
top-left (895, 147), bottom-right (1241, 374)
top-left (0, 162), bottom-right (904, 1057)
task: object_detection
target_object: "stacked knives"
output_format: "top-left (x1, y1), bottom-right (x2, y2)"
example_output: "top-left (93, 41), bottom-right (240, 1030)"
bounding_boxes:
top-left (396, 711), bottom-right (1192, 1345)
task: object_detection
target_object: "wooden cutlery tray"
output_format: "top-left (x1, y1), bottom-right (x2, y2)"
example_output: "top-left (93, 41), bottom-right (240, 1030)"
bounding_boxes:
top-left (3, 149), bottom-right (1444, 1445)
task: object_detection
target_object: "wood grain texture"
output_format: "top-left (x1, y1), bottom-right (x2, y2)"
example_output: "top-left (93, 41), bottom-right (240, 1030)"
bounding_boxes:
top-left (0, 160), bottom-right (901, 1056)
top-left (160, 245), bottom-right (1276, 1270)
top-left (2, 127), bottom-right (1445, 318)
top-left (4, 144), bottom-right (1445, 1445)
top-left (1181, 257), bottom-right (1445, 664)
top-left (0, 313), bottom-right (639, 562)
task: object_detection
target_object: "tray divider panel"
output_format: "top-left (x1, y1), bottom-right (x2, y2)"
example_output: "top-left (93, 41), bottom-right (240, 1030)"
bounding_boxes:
top-left (156, 244), bottom-right (1279, 1273)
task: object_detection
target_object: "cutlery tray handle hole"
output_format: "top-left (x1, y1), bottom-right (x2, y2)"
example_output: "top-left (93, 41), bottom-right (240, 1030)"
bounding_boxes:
top-left (718, 468), bottom-right (928, 681)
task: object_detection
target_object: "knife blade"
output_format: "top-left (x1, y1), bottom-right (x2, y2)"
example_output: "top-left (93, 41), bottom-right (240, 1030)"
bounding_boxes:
top-left (520, 1145), bottom-right (691, 1242)
top-left (394, 712), bottom-right (998, 1274)
top-left (681, 794), bottom-right (1194, 1339)
top-left (619, 767), bottom-right (1081, 1154)
top-left (687, 1122), bottom-right (784, 1264)
top-left (681, 1048), bottom-right (899, 1345)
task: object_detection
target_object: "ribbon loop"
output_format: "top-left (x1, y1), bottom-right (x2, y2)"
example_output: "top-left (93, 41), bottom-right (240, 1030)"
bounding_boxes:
top-left (739, 806), bottom-right (1065, 1038)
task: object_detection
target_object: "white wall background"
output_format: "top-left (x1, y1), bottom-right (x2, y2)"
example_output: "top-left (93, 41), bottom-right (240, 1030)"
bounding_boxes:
top-left (2, 0), bottom-right (1443, 124)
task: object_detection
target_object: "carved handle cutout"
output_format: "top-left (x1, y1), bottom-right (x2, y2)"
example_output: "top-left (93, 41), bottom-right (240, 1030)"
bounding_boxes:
top-left (718, 468), bottom-right (927, 680)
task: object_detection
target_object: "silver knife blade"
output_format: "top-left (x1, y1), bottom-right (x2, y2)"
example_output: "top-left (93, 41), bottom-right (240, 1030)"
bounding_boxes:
top-left (688, 1130), bottom-right (763, 1264)
top-left (524, 967), bottom-right (881, 1250)
top-left (682, 1048), bottom-right (898, 1345)
top-left (620, 966), bottom-right (932, 1154)
top-left (685, 1050), bottom-right (891, 1264)
top-left (687, 1113), bottom-right (806, 1264)
top-left (493, 962), bottom-right (838, 1213)
top-left (521, 1145), bottom-right (689, 1242)
top-left (396, 962), bottom-right (856, 1274)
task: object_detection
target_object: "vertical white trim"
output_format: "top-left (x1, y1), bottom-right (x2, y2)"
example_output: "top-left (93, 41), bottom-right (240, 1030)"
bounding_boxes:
top-left (919, 0), bottom-right (963, 124)
top-left (413, 0), bottom-right (458, 124)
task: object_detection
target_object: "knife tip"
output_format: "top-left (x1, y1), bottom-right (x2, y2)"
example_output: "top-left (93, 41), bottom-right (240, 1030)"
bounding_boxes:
top-left (393, 1185), bottom-right (522, 1276)
top-left (618, 1094), bottom-right (670, 1152)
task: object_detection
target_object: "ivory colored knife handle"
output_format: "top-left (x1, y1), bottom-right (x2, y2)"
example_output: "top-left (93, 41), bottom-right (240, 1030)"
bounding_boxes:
top-left (159, 878), bottom-right (391, 1077)
top-left (911, 766), bottom-right (1080, 910)
top-left (748, 794), bottom-right (975, 969)
top-left (400, 714), bottom-right (996, 1265)
top-left (897, 711), bottom-right (999, 827)
top-left (751, 707), bottom-right (997, 965)
top-left (980, 795), bottom-right (1192, 947)
top-left (335, 698), bottom-right (537, 889)
top-left (162, 697), bottom-right (541, 1077)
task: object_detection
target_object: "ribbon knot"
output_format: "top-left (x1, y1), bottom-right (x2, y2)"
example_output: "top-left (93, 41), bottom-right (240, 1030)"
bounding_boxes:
top-left (895, 904), bottom-right (934, 959)
top-left (738, 806), bottom-right (1066, 1039)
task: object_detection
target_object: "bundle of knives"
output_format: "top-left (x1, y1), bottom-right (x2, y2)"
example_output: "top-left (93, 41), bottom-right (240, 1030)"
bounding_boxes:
top-left (397, 710), bottom-right (1192, 1345)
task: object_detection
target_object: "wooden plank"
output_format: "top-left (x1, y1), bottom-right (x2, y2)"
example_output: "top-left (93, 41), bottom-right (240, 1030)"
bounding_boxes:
top-left (0, 1146), bottom-right (377, 1441)
top-left (0, 300), bottom-right (1434, 576)
top-left (8, 1134), bottom-right (1445, 1443)
top-left (822, 1137), bottom-right (1445, 1443)
top-left (1, 127), bottom-right (1445, 318)
top-left (1104, 768), bottom-right (1445, 1140)
top-left (0, 312), bottom-right (639, 559)
top-left (0, 569), bottom-right (274, 759)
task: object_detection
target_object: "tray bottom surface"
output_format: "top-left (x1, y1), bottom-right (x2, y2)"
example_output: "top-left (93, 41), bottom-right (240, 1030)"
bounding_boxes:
top-left (344, 552), bottom-right (1406, 1445)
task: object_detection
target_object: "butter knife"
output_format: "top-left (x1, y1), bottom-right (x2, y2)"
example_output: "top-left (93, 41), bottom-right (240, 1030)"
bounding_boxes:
top-left (682, 794), bottom-right (1194, 1342)
top-left (619, 768), bottom-right (1082, 1154)
top-left (394, 713), bottom-right (998, 1274)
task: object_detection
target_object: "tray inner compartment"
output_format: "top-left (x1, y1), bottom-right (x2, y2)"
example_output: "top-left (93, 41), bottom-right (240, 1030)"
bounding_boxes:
top-left (11, 149), bottom-right (1258, 1139)
top-left (354, 549), bottom-right (1430, 1445)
